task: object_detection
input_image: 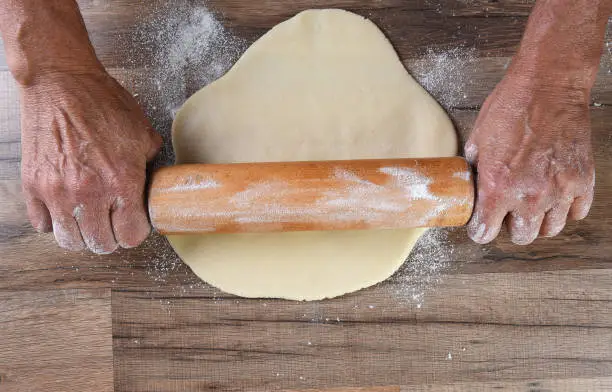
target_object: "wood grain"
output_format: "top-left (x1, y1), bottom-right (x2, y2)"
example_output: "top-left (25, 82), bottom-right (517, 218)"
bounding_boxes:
top-left (399, 377), bottom-right (612, 391)
top-left (0, 289), bottom-right (113, 392)
top-left (288, 388), bottom-right (399, 392)
top-left (112, 268), bottom-right (612, 391)
top-left (0, 1), bottom-right (611, 391)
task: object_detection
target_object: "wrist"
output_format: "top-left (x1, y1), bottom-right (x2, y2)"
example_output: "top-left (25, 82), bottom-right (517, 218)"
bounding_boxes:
top-left (9, 51), bottom-right (104, 88)
top-left (0, 0), bottom-right (104, 87)
top-left (506, 0), bottom-right (610, 94)
top-left (507, 52), bottom-right (597, 98)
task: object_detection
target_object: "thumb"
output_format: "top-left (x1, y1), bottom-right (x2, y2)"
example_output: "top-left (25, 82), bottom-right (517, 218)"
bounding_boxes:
top-left (464, 140), bottom-right (478, 165)
top-left (146, 128), bottom-right (163, 161)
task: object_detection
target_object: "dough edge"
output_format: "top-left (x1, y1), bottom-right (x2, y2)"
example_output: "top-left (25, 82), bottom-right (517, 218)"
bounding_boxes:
top-left (167, 9), bottom-right (458, 301)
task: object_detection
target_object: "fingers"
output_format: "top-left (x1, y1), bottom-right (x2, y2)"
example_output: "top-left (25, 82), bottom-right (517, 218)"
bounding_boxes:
top-left (569, 192), bottom-right (594, 221)
top-left (467, 194), bottom-right (507, 244)
top-left (49, 210), bottom-right (86, 251)
top-left (569, 171), bottom-right (595, 220)
top-left (25, 196), bottom-right (52, 233)
top-left (507, 211), bottom-right (545, 245)
top-left (110, 197), bottom-right (151, 249)
top-left (73, 204), bottom-right (118, 255)
top-left (43, 198), bottom-right (149, 253)
top-left (540, 199), bottom-right (572, 237)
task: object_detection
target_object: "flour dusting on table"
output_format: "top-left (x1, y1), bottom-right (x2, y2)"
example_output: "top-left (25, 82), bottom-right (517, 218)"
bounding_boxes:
top-left (393, 229), bottom-right (454, 307)
top-left (122, 1), bottom-right (245, 167)
top-left (116, 4), bottom-right (474, 302)
top-left (409, 47), bottom-right (479, 109)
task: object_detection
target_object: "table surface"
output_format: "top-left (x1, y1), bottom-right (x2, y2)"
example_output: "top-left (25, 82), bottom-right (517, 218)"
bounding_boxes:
top-left (1, 1), bottom-right (612, 391)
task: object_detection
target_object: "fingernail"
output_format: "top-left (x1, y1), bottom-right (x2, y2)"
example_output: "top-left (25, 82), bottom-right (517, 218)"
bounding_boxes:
top-left (84, 236), bottom-right (117, 255)
top-left (53, 221), bottom-right (84, 251)
top-left (464, 143), bottom-right (477, 163)
top-left (543, 223), bottom-right (564, 238)
top-left (511, 237), bottom-right (535, 246)
top-left (468, 216), bottom-right (489, 244)
top-left (473, 223), bottom-right (487, 242)
top-left (73, 204), bottom-right (84, 219)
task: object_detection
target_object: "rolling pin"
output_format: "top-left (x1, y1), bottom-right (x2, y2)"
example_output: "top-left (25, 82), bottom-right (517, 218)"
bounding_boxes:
top-left (148, 157), bottom-right (474, 235)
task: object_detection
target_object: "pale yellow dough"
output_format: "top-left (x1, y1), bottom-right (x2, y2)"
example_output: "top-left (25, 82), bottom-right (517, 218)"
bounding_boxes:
top-left (168, 9), bottom-right (457, 300)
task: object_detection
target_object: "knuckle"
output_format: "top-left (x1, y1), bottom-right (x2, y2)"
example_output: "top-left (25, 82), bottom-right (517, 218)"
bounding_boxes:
top-left (476, 184), bottom-right (505, 208)
top-left (70, 174), bottom-right (99, 200)
top-left (115, 182), bottom-right (142, 199)
top-left (114, 171), bottom-right (144, 193)
top-left (514, 182), bottom-right (550, 208)
top-left (37, 176), bottom-right (63, 197)
top-left (22, 177), bottom-right (39, 194)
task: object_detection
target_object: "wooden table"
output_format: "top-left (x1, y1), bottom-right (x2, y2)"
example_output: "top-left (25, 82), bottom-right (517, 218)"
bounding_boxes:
top-left (2, 1), bottom-right (612, 391)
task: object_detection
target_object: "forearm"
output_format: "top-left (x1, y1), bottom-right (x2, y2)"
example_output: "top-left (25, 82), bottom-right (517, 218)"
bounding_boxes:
top-left (0, 0), bottom-right (103, 86)
top-left (510, 0), bottom-right (612, 92)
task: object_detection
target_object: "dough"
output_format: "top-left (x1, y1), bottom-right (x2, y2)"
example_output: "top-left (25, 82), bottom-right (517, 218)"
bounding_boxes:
top-left (168, 9), bottom-right (457, 300)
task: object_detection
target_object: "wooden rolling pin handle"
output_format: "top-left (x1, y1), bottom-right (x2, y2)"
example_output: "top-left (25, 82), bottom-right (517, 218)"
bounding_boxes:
top-left (148, 157), bottom-right (475, 235)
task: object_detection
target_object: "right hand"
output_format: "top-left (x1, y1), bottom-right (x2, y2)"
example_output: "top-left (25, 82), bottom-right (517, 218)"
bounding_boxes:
top-left (20, 69), bottom-right (162, 254)
top-left (464, 72), bottom-right (595, 245)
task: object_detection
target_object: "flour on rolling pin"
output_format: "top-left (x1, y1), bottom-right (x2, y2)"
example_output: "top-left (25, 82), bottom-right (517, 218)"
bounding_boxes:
top-left (150, 160), bottom-right (473, 233)
top-left (163, 177), bottom-right (221, 193)
top-left (228, 168), bottom-right (449, 223)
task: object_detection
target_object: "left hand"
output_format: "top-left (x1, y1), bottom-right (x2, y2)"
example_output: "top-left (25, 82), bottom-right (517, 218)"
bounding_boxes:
top-left (464, 72), bottom-right (595, 245)
top-left (20, 69), bottom-right (162, 253)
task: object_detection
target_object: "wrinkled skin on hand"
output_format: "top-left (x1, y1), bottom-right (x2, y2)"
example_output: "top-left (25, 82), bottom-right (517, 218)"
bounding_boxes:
top-left (20, 71), bottom-right (162, 253)
top-left (465, 75), bottom-right (595, 245)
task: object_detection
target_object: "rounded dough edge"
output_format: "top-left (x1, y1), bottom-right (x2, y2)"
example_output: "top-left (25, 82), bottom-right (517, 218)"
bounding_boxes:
top-left (168, 8), bottom-right (458, 300)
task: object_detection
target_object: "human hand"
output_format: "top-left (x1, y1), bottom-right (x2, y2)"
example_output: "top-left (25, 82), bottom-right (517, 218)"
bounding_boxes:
top-left (465, 74), bottom-right (595, 245)
top-left (20, 70), bottom-right (162, 253)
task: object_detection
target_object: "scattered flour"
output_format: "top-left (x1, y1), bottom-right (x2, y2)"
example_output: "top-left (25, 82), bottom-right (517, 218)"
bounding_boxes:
top-left (122, 1), bottom-right (245, 167)
top-left (605, 18), bottom-right (612, 74)
top-left (392, 228), bottom-right (455, 307)
top-left (115, 3), bottom-right (477, 305)
top-left (139, 233), bottom-right (212, 292)
top-left (409, 47), bottom-right (479, 109)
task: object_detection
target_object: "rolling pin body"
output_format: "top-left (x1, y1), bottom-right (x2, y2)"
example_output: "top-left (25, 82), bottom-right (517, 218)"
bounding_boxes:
top-left (149, 158), bottom-right (474, 235)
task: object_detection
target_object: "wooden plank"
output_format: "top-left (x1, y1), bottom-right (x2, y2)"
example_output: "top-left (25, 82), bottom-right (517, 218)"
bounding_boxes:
top-left (87, 12), bottom-right (529, 68)
top-left (287, 380), bottom-right (612, 392)
top-left (289, 388), bottom-right (399, 392)
top-left (0, 1), bottom-right (534, 70)
top-left (0, 288), bottom-right (113, 392)
top-left (400, 377), bottom-right (612, 391)
top-left (112, 268), bottom-right (612, 391)
top-left (0, 71), bottom-right (19, 180)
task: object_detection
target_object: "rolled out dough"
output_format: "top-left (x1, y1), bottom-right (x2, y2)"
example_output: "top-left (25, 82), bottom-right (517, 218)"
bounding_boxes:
top-left (168, 9), bottom-right (457, 300)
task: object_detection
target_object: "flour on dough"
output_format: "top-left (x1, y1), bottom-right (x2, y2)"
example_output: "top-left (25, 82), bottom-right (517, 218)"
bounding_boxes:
top-left (168, 9), bottom-right (457, 300)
